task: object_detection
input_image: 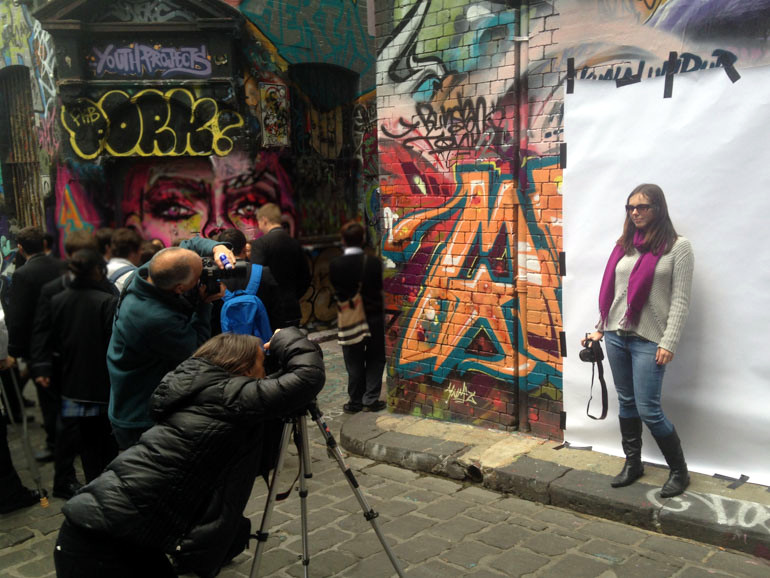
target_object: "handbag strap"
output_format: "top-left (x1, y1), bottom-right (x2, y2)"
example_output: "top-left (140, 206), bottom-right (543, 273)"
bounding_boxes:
top-left (586, 341), bottom-right (608, 420)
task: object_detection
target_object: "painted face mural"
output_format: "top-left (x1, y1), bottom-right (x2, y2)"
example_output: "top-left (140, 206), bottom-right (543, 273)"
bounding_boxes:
top-left (120, 152), bottom-right (296, 247)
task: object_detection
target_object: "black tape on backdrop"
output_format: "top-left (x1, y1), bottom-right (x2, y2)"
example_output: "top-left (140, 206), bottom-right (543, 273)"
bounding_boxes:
top-left (559, 331), bottom-right (567, 358)
top-left (713, 473), bottom-right (750, 489)
top-left (567, 58), bottom-right (575, 94)
top-left (559, 251), bottom-right (566, 276)
top-left (664, 51), bottom-right (677, 98)
top-left (560, 142), bottom-right (567, 169)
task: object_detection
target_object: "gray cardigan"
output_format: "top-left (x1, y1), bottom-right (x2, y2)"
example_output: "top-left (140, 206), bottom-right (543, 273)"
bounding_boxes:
top-left (603, 236), bottom-right (694, 353)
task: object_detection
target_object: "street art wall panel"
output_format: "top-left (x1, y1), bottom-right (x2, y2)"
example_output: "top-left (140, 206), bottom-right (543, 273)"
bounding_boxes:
top-left (378, 1), bottom-right (563, 431)
top-left (563, 66), bottom-right (770, 486)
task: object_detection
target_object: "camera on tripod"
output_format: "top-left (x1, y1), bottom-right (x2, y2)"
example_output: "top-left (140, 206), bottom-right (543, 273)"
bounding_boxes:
top-left (199, 257), bottom-right (248, 296)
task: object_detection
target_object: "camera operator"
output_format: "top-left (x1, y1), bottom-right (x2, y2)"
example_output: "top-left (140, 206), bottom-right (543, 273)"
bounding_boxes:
top-left (54, 328), bottom-right (325, 578)
top-left (107, 238), bottom-right (235, 450)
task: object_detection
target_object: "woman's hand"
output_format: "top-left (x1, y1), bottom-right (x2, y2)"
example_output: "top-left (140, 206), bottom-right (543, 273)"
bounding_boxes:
top-left (656, 347), bottom-right (674, 365)
top-left (581, 331), bottom-right (604, 347)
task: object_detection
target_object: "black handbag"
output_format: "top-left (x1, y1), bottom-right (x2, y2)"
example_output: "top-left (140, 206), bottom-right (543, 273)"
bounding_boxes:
top-left (580, 336), bottom-right (608, 420)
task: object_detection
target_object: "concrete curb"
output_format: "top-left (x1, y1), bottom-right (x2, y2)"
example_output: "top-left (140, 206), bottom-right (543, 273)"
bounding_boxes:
top-left (340, 413), bottom-right (770, 560)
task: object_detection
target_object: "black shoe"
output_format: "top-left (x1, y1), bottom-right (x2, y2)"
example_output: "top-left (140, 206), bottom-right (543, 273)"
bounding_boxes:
top-left (34, 448), bottom-right (54, 462)
top-left (0, 487), bottom-right (44, 514)
top-left (362, 400), bottom-right (387, 412)
top-left (52, 480), bottom-right (83, 500)
top-left (653, 428), bottom-right (690, 498)
top-left (343, 403), bottom-right (363, 414)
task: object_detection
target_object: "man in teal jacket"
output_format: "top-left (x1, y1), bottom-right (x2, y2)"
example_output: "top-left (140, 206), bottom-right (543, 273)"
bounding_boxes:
top-left (107, 237), bottom-right (235, 450)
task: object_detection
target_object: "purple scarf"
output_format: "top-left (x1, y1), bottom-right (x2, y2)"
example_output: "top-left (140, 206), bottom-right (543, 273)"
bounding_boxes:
top-left (599, 230), bottom-right (662, 328)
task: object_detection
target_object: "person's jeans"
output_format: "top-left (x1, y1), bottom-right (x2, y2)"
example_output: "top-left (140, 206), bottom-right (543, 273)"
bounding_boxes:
top-left (603, 331), bottom-right (674, 438)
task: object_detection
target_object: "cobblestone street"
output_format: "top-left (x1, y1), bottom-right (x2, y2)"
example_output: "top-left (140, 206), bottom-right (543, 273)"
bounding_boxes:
top-left (1, 340), bottom-right (767, 577)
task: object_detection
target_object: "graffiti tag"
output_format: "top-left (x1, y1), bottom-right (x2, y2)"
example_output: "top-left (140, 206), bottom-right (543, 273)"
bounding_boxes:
top-left (647, 488), bottom-right (770, 534)
top-left (90, 44), bottom-right (212, 79)
top-left (94, 0), bottom-right (193, 23)
top-left (60, 88), bottom-right (244, 159)
top-left (446, 383), bottom-right (477, 405)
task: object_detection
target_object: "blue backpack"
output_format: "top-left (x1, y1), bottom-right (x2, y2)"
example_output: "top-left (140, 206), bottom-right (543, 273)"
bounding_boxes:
top-left (220, 264), bottom-right (272, 342)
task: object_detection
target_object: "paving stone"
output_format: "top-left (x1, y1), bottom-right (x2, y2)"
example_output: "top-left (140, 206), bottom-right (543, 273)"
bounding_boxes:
top-left (0, 527), bottom-right (35, 549)
top-left (398, 488), bottom-right (442, 505)
top-left (411, 476), bottom-right (462, 495)
top-left (279, 506), bottom-right (347, 535)
top-left (305, 527), bottom-right (354, 553)
top-left (370, 497), bottom-right (419, 517)
top-left (581, 519), bottom-right (648, 545)
top-left (0, 547), bottom-right (38, 570)
top-left (429, 515), bottom-right (487, 541)
top-left (617, 553), bottom-right (681, 577)
top-left (677, 566), bottom-right (732, 577)
top-left (508, 515), bottom-right (548, 532)
top-left (454, 486), bottom-right (503, 505)
top-left (15, 553), bottom-right (56, 577)
top-left (367, 463), bottom-right (422, 483)
top-left (337, 512), bottom-right (378, 534)
top-left (475, 523), bottom-right (536, 549)
top-left (578, 538), bottom-right (635, 565)
top-left (639, 534), bottom-right (713, 563)
top-left (405, 559), bottom-right (467, 577)
top-left (285, 549), bottom-right (358, 578)
top-left (465, 505), bottom-right (509, 524)
top-left (486, 547), bottom-right (550, 576)
top-left (338, 529), bottom-right (396, 559)
top-left (706, 549), bottom-right (770, 578)
top-left (495, 496), bottom-right (545, 516)
top-left (534, 506), bottom-right (590, 530)
top-left (537, 553), bottom-right (612, 577)
top-left (439, 540), bottom-right (501, 569)
top-left (242, 546), bottom-right (300, 576)
top-left (392, 535), bottom-right (452, 563)
top-left (342, 550), bottom-right (403, 578)
top-left (366, 481), bottom-right (413, 500)
top-left (521, 532), bottom-right (580, 556)
top-left (381, 514), bottom-right (437, 539)
top-left (417, 497), bottom-right (472, 520)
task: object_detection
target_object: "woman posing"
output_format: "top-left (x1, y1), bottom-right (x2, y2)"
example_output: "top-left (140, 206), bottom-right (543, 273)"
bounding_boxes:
top-left (583, 183), bottom-right (694, 498)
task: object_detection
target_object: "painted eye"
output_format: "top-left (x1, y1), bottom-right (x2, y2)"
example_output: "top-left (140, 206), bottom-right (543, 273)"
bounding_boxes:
top-left (150, 201), bottom-right (197, 221)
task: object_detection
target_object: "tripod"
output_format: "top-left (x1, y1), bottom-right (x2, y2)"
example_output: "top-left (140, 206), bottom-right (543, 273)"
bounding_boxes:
top-left (249, 401), bottom-right (405, 578)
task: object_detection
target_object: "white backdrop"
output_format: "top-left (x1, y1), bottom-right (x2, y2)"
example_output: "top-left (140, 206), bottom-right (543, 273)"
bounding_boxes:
top-left (563, 66), bottom-right (770, 486)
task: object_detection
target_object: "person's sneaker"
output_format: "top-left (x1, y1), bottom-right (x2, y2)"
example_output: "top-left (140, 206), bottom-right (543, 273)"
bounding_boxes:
top-left (52, 480), bottom-right (83, 500)
top-left (362, 400), bottom-right (387, 412)
top-left (343, 403), bottom-right (363, 414)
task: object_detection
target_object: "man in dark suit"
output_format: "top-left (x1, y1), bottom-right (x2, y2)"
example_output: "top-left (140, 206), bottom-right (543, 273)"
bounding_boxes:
top-left (6, 226), bottom-right (67, 462)
top-left (250, 203), bottom-right (310, 327)
top-left (329, 221), bottom-right (386, 413)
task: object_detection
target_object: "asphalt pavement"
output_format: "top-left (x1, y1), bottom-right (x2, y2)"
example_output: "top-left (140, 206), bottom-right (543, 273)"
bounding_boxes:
top-left (0, 333), bottom-right (768, 577)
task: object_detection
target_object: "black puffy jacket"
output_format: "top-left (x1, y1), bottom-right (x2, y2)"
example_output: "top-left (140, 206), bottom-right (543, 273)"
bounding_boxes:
top-left (62, 327), bottom-right (325, 576)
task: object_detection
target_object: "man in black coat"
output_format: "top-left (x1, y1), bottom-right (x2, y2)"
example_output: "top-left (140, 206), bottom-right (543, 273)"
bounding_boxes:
top-left (6, 226), bottom-right (66, 461)
top-left (250, 203), bottom-right (311, 327)
top-left (329, 221), bottom-right (386, 413)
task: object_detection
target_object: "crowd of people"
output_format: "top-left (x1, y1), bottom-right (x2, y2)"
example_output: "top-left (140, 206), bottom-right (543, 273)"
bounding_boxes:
top-left (0, 205), bottom-right (389, 575)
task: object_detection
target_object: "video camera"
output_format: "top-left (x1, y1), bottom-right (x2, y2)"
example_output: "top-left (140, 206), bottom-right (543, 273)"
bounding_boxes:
top-left (199, 257), bottom-right (248, 296)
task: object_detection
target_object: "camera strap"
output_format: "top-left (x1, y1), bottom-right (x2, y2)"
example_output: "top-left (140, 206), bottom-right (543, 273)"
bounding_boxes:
top-left (586, 341), bottom-right (608, 420)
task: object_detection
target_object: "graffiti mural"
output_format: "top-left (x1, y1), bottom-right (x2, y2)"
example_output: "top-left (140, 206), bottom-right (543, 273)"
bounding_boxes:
top-left (60, 88), bottom-right (244, 159)
top-left (88, 43), bottom-right (213, 79)
top-left (379, 0), bottom-right (562, 431)
top-left (259, 83), bottom-right (290, 146)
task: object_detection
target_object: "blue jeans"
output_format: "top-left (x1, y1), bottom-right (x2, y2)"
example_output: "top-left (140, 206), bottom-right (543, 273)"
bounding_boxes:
top-left (604, 331), bottom-right (674, 438)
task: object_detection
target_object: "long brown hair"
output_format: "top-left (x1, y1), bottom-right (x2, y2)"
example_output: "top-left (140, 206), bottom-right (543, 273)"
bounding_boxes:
top-left (617, 183), bottom-right (678, 255)
top-left (193, 333), bottom-right (264, 375)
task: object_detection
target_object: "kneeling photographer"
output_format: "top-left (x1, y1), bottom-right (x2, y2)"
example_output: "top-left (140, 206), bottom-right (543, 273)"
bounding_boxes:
top-left (55, 328), bottom-right (325, 578)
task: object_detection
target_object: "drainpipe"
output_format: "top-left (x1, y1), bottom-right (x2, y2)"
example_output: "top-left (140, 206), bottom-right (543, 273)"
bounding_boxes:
top-left (515, 1), bottom-right (531, 433)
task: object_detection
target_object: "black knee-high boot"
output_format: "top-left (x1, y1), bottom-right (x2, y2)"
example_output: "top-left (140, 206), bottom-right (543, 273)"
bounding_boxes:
top-left (611, 417), bottom-right (645, 487)
top-left (653, 428), bottom-right (690, 498)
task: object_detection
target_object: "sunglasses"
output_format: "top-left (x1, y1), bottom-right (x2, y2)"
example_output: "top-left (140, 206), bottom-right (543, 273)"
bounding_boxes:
top-left (625, 204), bottom-right (655, 213)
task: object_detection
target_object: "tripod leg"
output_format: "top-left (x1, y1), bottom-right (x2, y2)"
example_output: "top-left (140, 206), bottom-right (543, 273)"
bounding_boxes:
top-left (250, 420), bottom-right (294, 578)
top-left (306, 404), bottom-right (405, 578)
top-left (296, 417), bottom-right (312, 578)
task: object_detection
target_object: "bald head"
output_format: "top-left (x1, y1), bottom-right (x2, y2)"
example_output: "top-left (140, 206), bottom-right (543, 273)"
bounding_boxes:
top-left (148, 247), bottom-right (202, 293)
